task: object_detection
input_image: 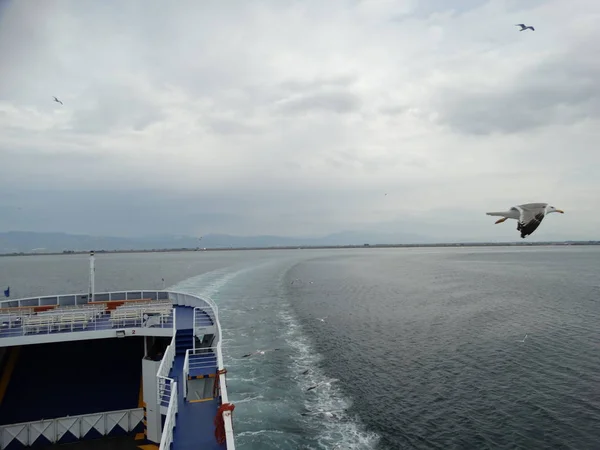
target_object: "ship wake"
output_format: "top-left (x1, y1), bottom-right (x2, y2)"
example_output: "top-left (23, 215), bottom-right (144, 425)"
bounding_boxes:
top-left (278, 308), bottom-right (380, 450)
top-left (170, 258), bottom-right (381, 449)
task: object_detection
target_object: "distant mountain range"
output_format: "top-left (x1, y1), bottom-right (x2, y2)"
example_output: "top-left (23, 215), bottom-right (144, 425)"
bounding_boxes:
top-left (0, 230), bottom-right (433, 254)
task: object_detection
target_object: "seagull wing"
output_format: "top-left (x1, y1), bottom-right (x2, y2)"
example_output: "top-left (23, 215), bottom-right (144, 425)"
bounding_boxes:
top-left (515, 204), bottom-right (547, 237)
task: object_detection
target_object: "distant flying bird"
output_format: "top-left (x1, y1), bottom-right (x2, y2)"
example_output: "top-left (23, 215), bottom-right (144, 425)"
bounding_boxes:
top-left (486, 203), bottom-right (564, 238)
top-left (517, 334), bottom-right (528, 343)
top-left (53, 96), bottom-right (63, 105)
top-left (515, 23), bottom-right (535, 31)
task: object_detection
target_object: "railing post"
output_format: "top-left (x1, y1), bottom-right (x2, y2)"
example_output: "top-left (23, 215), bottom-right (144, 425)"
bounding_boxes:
top-left (192, 308), bottom-right (197, 350)
top-left (89, 251), bottom-right (95, 302)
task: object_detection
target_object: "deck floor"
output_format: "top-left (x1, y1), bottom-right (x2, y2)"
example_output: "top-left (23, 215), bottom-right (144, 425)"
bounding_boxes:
top-left (174, 305), bottom-right (194, 330)
top-left (174, 305), bottom-right (213, 329)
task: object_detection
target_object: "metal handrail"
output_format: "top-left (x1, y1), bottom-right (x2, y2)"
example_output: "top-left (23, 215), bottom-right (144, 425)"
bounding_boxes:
top-left (0, 407), bottom-right (144, 449)
top-left (158, 380), bottom-right (178, 450)
top-left (156, 339), bottom-right (176, 407)
top-left (0, 309), bottom-right (174, 339)
top-left (205, 295), bottom-right (235, 450)
top-left (183, 354), bottom-right (189, 400)
top-left (184, 347), bottom-right (218, 373)
top-left (0, 290), bottom-right (172, 307)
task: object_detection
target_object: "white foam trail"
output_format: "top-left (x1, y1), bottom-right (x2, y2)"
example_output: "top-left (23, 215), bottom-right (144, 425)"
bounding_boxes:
top-left (171, 260), bottom-right (380, 448)
top-left (171, 266), bottom-right (241, 297)
top-left (171, 262), bottom-right (273, 299)
top-left (278, 309), bottom-right (381, 449)
top-left (234, 394), bottom-right (265, 404)
top-left (237, 430), bottom-right (285, 437)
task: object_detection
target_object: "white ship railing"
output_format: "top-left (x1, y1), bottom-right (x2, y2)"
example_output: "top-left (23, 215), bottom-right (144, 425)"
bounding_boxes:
top-left (193, 304), bottom-right (216, 331)
top-left (188, 296), bottom-right (235, 449)
top-left (185, 347), bottom-right (218, 372)
top-left (157, 339), bottom-right (176, 413)
top-left (183, 351), bottom-right (189, 399)
top-left (0, 292), bottom-right (175, 339)
top-left (0, 407), bottom-right (143, 449)
top-left (0, 307), bottom-right (174, 338)
top-left (0, 290), bottom-right (171, 309)
top-left (158, 380), bottom-right (178, 450)
top-left (215, 312), bottom-right (235, 450)
top-left (183, 346), bottom-right (218, 400)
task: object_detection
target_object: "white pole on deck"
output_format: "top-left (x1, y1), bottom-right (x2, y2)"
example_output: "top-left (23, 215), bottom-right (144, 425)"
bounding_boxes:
top-left (89, 250), bottom-right (95, 302)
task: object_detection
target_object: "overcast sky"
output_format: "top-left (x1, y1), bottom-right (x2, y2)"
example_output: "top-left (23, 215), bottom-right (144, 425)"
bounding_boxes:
top-left (1, 0), bottom-right (599, 241)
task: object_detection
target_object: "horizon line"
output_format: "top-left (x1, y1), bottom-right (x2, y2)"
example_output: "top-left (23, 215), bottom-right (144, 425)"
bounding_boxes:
top-left (1, 241), bottom-right (598, 257)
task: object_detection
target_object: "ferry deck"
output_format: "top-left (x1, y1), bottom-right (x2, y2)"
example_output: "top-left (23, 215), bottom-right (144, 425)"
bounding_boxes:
top-left (0, 255), bottom-right (235, 450)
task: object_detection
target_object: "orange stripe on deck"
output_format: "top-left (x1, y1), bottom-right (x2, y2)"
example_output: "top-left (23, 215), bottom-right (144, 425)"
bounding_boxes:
top-left (189, 397), bottom-right (214, 403)
top-left (89, 298), bottom-right (154, 311)
top-left (0, 346), bottom-right (20, 406)
top-left (33, 305), bottom-right (58, 313)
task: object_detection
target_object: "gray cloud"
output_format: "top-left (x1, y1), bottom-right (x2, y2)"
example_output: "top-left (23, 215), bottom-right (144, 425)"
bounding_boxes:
top-left (1, 0), bottom-right (599, 241)
top-left (275, 90), bottom-right (361, 115)
top-left (70, 81), bottom-right (166, 134)
top-left (433, 47), bottom-right (600, 135)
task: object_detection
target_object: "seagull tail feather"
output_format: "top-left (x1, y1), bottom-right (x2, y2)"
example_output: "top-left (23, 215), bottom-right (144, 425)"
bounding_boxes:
top-left (486, 211), bottom-right (510, 217)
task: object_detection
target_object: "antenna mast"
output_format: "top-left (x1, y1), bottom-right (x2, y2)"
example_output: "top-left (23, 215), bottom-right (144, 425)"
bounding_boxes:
top-left (89, 250), bottom-right (95, 302)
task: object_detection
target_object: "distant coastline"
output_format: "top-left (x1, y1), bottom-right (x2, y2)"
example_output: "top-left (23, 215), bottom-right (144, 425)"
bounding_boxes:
top-left (1, 241), bottom-right (598, 257)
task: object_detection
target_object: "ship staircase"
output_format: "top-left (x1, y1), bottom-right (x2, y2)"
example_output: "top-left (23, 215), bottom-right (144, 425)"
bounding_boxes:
top-left (156, 303), bottom-right (232, 450)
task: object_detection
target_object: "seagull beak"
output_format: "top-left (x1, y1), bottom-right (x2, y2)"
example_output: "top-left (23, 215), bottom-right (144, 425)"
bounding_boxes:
top-left (556, 209), bottom-right (564, 214)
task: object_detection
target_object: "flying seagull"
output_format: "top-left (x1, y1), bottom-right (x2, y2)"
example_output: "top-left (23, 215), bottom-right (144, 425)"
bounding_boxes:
top-left (53, 96), bottom-right (63, 105)
top-left (517, 334), bottom-right (528, 343)
top-left (486, 203), bottom-right (564, 238)
top-left (515, 23), bottom-right (535, 31)
top-left (242, 348), bottom-right (280, 358)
